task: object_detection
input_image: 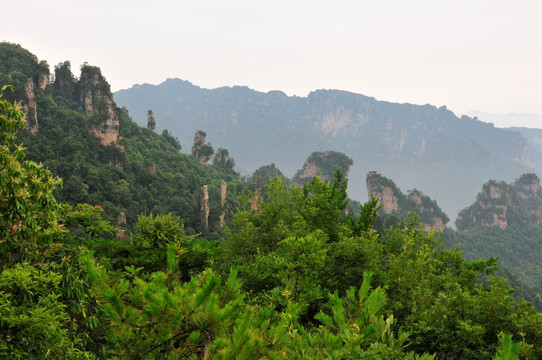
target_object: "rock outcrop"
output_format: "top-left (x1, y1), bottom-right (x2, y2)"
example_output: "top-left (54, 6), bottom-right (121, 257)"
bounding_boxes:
top-left (367, 171), bottom-right (400, 214)
top-left (115, 212), bottom-right (130, 240)
top-left (213, 148), bottom-right (236, 173)
top-left (366, 171), bottom-right (449, 231)
top-left (293, 151), bottom-right (353, 186)
top-left (147, 110), bottom-right (156, 132)
top-left (219, 180), bottom-right (227, 228)
top-left (22, 78), bottom-right (38, 134)
top-left (38, 73), bottom-right (50, 90)
top-left (192, 130), bottom-right (214, 164)
top-left (79, 65), bottom-right (121, 148)
top-left (202, 185), bottom-right (210, 230)
top-left (456, 173), bottom-right (542, 230)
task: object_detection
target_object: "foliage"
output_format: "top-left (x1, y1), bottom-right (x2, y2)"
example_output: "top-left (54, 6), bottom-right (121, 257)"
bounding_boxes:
top-left (293, 150), bottom-right (353, 186)
top-left (213, 147), bottom-right (236, 174)
top-left (3, 43), bottom-right (542, 359)
top-left (85, 248), bottom-right (286, 359)
top-left (367, 172), bottom-right (449, 230)
top-left (0, 86), bottom-right (97, 357)
top-left (19, 69), bottom-right (245, 234)
top-left (0, 85), bottom-right (64, 264)
top-left (0, 263), bottom-right (87, 358)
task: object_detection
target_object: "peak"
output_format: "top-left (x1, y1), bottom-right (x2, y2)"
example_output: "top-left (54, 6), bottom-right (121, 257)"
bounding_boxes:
top-left (457, 174), bottom-right (542, 230)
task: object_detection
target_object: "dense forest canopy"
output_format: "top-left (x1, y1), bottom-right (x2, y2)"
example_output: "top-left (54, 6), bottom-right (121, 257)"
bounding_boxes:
top-left (1, 42), bottom-right (542, 359)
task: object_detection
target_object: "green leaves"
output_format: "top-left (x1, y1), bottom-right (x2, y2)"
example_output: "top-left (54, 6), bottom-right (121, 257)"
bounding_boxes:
top-left (1, 87), bottom-right (64, 263)
top-left (0, 264), bottom-right (80, 358)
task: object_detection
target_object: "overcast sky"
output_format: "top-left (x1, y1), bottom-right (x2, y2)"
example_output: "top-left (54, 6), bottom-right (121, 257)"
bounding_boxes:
top-left (4, 0), bottom-right (542, 126)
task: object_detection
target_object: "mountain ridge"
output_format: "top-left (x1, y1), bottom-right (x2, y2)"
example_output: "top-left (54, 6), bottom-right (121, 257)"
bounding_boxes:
top-left (115, 78), bottom-right (542, 220)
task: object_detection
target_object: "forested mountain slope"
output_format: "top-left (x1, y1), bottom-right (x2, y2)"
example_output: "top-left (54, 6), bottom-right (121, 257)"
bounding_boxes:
top-left (115, 78), bottom-right (542, 219)
top-left (0, 42), bottom-right (245, 237)
top-left (445, 174), bottom-right (542, 309)
top-left (3, 41), bottom-right (542, 359)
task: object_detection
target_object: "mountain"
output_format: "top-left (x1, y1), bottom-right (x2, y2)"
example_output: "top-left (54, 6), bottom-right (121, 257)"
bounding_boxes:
top-left (468, 111), bottom-right (542, 129)
top-left (366, 171), bottom-right (449, 232)
top-left (456, 173), bottom-right (542, 231)
top-left (444, 173), bottom-right (542, 309)
top-left (508, 127), bottom-right (542, 155)
top-left (0, 43), bottom-right (245, 237)
top-left (115, 79), bottom-right (542, 220)
top-left (293, 151), bottom-right (353, 186)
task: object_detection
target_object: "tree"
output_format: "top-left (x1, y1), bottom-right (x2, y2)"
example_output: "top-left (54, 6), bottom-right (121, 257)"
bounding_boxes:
top-left (0, 85), bottom-right (94, 357)
top-left (0, 85), bottom-right (64, 264)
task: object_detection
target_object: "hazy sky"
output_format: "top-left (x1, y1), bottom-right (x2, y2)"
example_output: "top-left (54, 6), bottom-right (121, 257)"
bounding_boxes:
top-left (4, 0), bottom-right (542, 125)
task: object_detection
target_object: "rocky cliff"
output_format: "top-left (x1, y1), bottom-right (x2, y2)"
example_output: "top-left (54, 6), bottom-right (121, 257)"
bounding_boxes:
top-left (366, 171), bottom-right (449, 231)
top-left (0, 43), bottom-right (53, 135)
top-left (293, 151), bottom-right (352, 186)
top-left (22, 77), bottom-right (38, 134)
top-left (79, 65), bottom-right (121, 148)
top-left (191, 130), bottom-right (214, 164)
top-left (456, 173), bottom-right (542, 230)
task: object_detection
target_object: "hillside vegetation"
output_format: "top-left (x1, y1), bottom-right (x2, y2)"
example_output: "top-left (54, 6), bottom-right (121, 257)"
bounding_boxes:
top-left (1, 42), bottom-right (542, 359)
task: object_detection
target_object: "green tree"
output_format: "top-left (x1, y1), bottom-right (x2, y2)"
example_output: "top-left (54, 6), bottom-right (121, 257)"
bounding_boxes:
top-left (0, 85), bottom-right (95, 357)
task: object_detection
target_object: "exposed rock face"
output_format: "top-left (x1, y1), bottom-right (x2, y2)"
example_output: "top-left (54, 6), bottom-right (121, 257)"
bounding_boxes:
top-left (202, 185), bottom-right (210, 230)
top-left (516, 175), bottom-right (539, 200)
top-left (147, 110), bottom-right (156, 132)
top-left (22, 78), bottom-right (38, 134)
top-left (407, 189), bottom-right (447, 231)
top-left (79, 65), bottom-right (121, 148)
top-left (295, 161), bottom-right (320, 184)
top-left (367, 171), bottom-right (449, 231)
top-left (250, 193), bottom-right (262, 212)
top-left (379, 186), bottom-right (400, 214)
top-left (318, 105), bottom-right (353, 137)
top-left (293, 151), bottom-right (353, 186)
top-left (219, 180), bottom-right (227, 228)
top-left (213, 150), bottom-right (229, 166)
top-left (409, 190), bottom-right (423, 205)
top-left (116, 212), bottom-right (130, 240)
top-left (192, 130), bottom-right (214, 164)
top-left (366, 171), bottom-right (400, 215)
top-left (38, 73), bottom-right (50, 90)
top-left (456, 173), bottom-right (542, 230)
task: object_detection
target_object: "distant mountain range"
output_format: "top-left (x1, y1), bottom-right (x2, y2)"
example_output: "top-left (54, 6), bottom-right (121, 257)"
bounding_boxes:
top-left (115, 79), bottom-right (542, 220)
top-left (469, 111), bottom-right (542, 129)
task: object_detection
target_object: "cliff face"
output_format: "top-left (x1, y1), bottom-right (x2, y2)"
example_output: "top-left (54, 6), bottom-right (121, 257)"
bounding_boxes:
top-left (293, 151), bottom-right (353, 186)
top-left (366, 171), bottom-right (449, 231)
top-left (219, 180), bottom-right (227, 228)
top-left (23, 78), bottom-right (38, 134)
top-left (456, 173), bottom-right (542, 230)
top-left (0, 44), bottom-right (53, 135)
top-left (367, 172), bottom-right (400, 214)
top-left (80, 65), bottom-right (121, 148)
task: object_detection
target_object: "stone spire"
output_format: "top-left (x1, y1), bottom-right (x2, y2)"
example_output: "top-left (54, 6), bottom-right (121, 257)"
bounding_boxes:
top-left (219, 180), bottom-right (227, 228)
top-left (147, 110), bottom-right (156, 132)
top-left (202, 185), bottom-right (210, 230)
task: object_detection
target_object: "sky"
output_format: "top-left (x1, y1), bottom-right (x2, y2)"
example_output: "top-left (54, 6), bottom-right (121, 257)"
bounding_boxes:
top-left (4, 0), bottom-right (542, 127)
